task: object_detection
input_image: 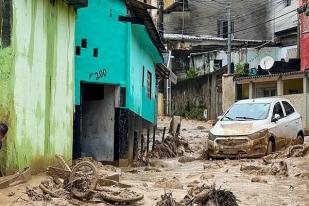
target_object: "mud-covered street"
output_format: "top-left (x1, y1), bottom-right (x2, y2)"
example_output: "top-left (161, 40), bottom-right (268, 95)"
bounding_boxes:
top-left (1, 117), bottom-right (309, 206)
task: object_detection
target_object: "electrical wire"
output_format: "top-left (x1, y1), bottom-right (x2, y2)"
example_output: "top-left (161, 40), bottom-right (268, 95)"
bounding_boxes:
top-left (163, 0), bottom-right (296, 38)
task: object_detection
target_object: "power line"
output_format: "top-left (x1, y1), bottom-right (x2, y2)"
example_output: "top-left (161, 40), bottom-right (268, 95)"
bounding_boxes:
top-left (163, 0), bottom-right (293, 37)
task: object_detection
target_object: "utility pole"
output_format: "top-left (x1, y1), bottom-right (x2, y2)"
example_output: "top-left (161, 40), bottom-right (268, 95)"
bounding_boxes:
top-left (182, 0), bottom-right (185, 36)
top-left (227, 3), bottom-right (232, 74)
top-left (158, 0), bottom-right (164, 38)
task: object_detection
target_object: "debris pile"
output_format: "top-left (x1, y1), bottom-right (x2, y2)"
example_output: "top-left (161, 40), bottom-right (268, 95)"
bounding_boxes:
top-left (148, 136), bottom-right (190, 159)
top-left (263, 144), bottom-right (309, 160)
top-left (154, 177), bottom-right (183, 189)
top-left (21, 155), bottom-right (143, 205)
top-left (191, 184), bottom-right (238, 206)
top-left (240, 165), bottom-right (270, 175)
top-left (156, 184), bottom-right (238, 206)
top-left (241, 161), bottom-right (289, 176)
top-left (269, 161), bottom-right (288, 176)
top-left (156, 193), bottom-right (183, 206)
top-left (178, 155), bottom-right (196, 163)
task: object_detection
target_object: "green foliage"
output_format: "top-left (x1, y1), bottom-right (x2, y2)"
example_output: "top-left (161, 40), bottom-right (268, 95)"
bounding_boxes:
top-left (185, 67), bottom-right (199, 79)
top-left (175, 99), bottom-right (206, 121)
top-left (235, 63), bottom-right (244, 75)
top-left (235, 63), bottom-right (249, 76)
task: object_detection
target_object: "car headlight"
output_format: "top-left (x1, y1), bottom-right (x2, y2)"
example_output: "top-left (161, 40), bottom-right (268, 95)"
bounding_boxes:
top-left (208, 132), bottom-right (217, 141)
top-left (247, 129), bottom-right (268, 140)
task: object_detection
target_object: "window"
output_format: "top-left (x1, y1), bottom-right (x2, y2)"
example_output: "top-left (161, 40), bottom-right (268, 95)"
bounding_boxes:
top-left (147, 71), bottom-right (152, 99)
top-left (142, 66), bottom-right (145, 86)
top-left (0, 0), bottom-right (12, 47)
top-left (282, 101), bottom-right (295, 116)
top-left (273, 102), bottom-right (284, 119)
top-left (285, 0), bottom-right (291, 7)
top-left (213, 60), bottom-right (222, 70)
top-left (75, 46), bottom-right (81, 56)
top-left (256, 87), bottom-right (276, 98)
top-left (93, 48), bottom-right (98, 57)
top-left (81, 39), bottom-right (87, 48)
top-left (222, 103), bottom-right (270, 121)
top-left (217, 20), bottom-right (234, 38)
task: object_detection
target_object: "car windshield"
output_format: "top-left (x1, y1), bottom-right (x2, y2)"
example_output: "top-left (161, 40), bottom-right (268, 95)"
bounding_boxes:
top-left (222, 103), bottom-right (270, 121)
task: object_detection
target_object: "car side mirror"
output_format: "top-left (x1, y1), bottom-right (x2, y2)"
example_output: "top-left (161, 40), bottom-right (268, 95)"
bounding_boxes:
top-left (272, 114), bottom-right (280, 122)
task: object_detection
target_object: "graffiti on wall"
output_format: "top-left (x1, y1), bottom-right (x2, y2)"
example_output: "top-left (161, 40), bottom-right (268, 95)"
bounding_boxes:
top-left (88, 69), bottom-right (107, 80)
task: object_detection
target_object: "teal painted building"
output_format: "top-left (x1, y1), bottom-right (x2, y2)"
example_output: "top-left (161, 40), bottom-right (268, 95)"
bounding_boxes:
top-left (74, 0), bottom-right (168, 165)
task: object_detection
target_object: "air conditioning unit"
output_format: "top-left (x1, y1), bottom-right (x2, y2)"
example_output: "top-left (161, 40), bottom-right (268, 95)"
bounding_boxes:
top-left (65, 0), bottom-right (88, 8)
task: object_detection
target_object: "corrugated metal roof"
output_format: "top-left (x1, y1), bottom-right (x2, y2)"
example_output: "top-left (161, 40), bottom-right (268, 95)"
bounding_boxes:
top-left (164, 33), bottom-right (266, 43)
top-left (235, 70), bottom-right (309, 81)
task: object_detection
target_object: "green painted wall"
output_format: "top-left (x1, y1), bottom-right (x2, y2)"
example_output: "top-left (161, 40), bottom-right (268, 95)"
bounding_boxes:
top-left (0, 0), bottom-right (76, 174)
top-left (75, 0), bottom-right (163, 124)
top-left (127, 25), bottom-right (162, 123)
top-left (75, 0), bottom-right (128, 105)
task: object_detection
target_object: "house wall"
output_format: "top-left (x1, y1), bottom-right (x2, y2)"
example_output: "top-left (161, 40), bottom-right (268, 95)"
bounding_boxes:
top-left (75, 0), bottom-right (162, 124)
top-left (0, 0), bottom-right (75, 174)
top-left (222, 74), bottom-right (236, 113)
top-left (187, 46), bottom-right (298, 76)
top-left (272, 0), bottom-right (298, 33)
top-left (164, 0), bottom-right (273, 40)
top-left (283, 78), bottom-right (304, 94)
top-left (171, 71), bottom-right (224, 121)
top-left (75, 0), bottom-right (127, 105)
top-left (283, 94), bottom-right (309, 130)
top-left (300, 0), bottom-right (309, 71)
top-left (128, 25), bottom-right (162, 123)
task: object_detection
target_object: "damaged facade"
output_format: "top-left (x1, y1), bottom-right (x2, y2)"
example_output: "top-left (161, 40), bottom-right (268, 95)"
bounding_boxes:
top-left (73, 0), bottom-right (169, 166)
top-left (0, 0), bottom-right (87, 174)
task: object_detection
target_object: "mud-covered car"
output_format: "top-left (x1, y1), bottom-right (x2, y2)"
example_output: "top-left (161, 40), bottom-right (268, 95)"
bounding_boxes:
top-left (208, 97), bottom-right (304, 158)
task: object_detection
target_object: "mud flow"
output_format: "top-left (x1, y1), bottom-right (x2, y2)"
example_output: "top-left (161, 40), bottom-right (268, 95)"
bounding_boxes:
top-left (1, 117), bottom-right (309, 206)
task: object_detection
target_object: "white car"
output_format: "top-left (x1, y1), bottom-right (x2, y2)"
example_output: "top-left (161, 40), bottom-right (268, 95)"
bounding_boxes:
top-left (208, 97), bottom-right (304, 158)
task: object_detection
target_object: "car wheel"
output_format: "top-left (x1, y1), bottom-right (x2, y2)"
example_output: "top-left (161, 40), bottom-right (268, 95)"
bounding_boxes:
top-left (266, 140), bottom-right (274, 155)
top-left (297, 134), bottom-right (304, 145)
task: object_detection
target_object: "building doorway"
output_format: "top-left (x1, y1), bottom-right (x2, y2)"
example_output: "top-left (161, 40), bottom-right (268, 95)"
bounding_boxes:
top-left (74, 83), bottom-right (118, 162)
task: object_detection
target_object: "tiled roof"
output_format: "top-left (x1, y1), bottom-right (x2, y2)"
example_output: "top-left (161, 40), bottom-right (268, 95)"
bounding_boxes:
top-left (164, 33), bottom-right (266, 43)
top-left (235, 70), bottom-right (309, 81)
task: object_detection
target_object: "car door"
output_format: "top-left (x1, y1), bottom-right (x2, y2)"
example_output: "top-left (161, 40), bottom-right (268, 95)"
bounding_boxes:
top-left (281, 101), bottom-right (301, 142)
top-left (269, 101), bottom-right (287, 149)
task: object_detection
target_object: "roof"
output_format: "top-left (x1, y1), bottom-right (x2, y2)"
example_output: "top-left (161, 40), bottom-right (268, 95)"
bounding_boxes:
top-left (236, 97), bottom-right (286, 104)
top-left (235, 70), bottom-right (309, 81)
top-left (164, 33), bottom-right (266, 43)
top-left (126, 0), bottom-right (166, 53)
top-left (156, 63), bottom-right (177, 84)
